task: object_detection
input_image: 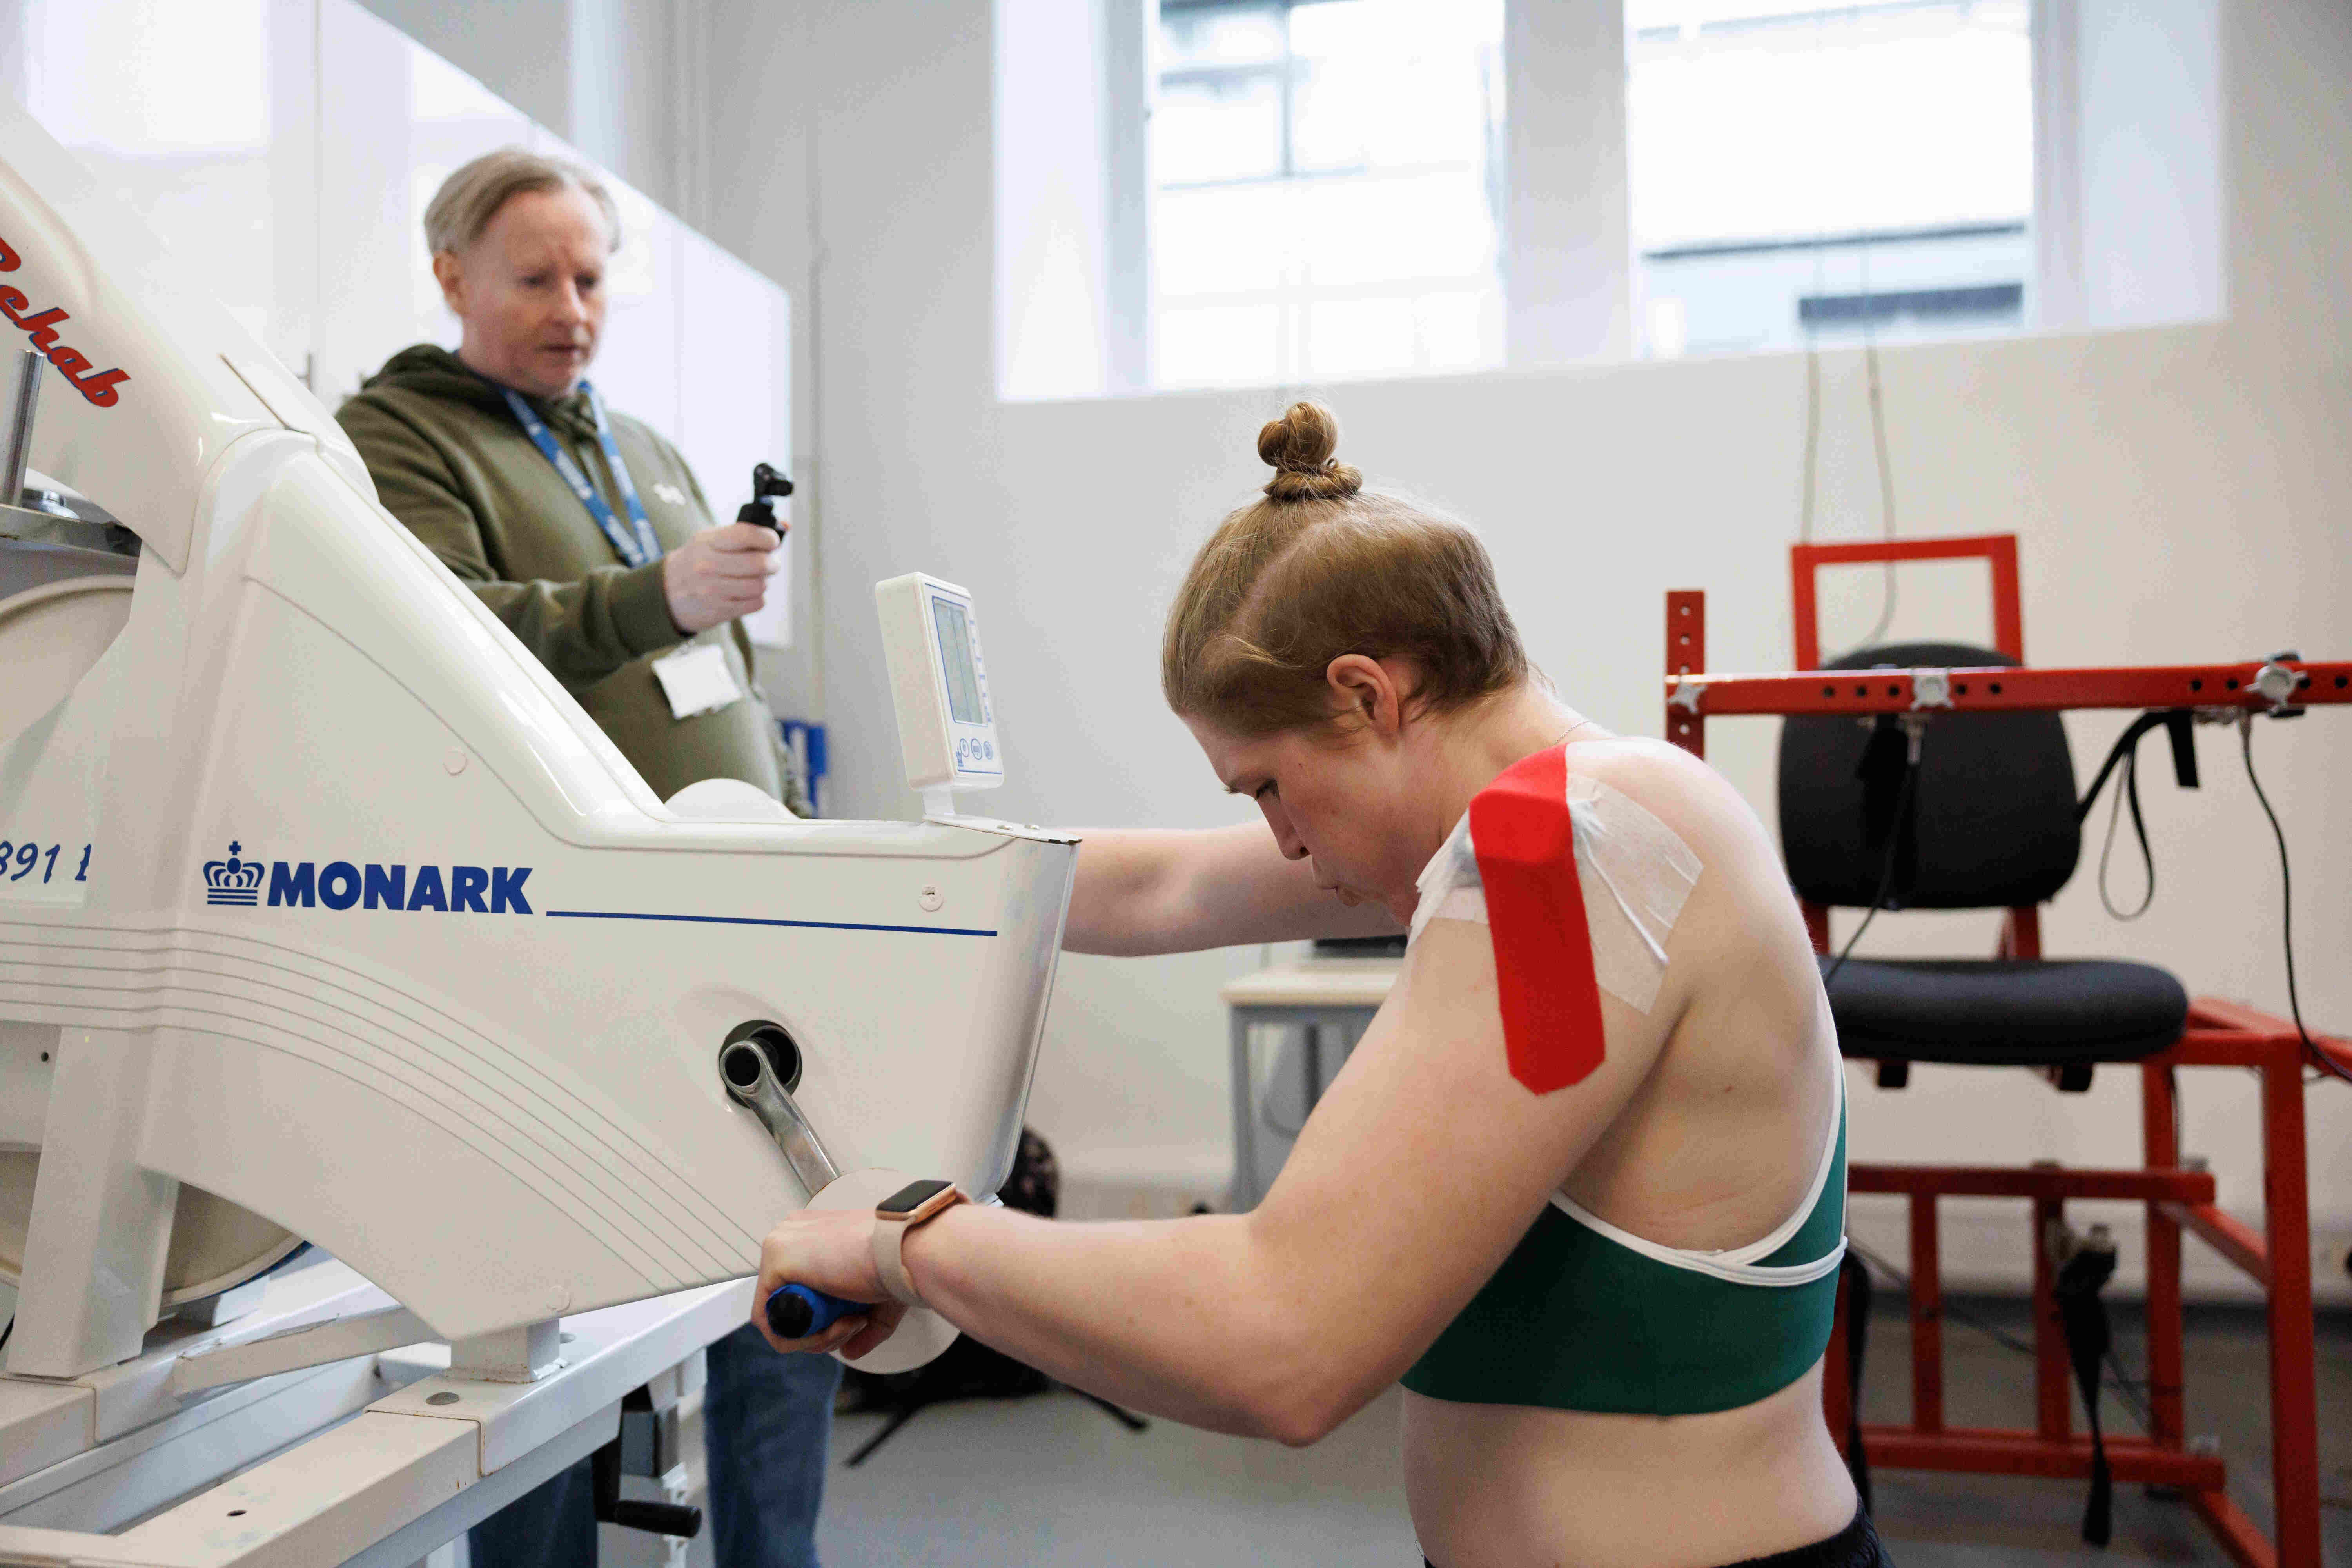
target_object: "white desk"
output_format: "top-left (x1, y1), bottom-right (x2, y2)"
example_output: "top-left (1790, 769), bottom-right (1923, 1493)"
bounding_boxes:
top-left (1220, 958), bottom-right (1401, 1209)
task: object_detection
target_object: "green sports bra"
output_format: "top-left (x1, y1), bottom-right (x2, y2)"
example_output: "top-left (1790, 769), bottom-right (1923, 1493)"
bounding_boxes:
top-left (1402, 1080), bottom-right (1847, 1417)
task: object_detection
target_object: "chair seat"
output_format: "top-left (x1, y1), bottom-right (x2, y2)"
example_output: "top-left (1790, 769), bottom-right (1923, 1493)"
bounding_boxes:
top-left (1820, 957), bottom-right (2189, 1066)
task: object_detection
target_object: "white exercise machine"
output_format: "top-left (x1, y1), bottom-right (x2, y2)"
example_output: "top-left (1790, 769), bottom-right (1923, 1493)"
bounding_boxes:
top-left (0, 95), bottom-right (1071, 1564)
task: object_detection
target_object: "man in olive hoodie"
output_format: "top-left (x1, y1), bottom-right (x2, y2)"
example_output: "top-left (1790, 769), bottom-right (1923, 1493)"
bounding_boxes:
top-left (338, 343), bottom-right (808, 804)
top-left (338, 149), bottom-right (831, 1568)
top-left (338, 249), bottom-right (801, 803)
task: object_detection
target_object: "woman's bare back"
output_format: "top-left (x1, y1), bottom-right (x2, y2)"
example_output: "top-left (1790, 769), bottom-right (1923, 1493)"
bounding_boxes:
top-left (1402, 738), bottom-right (1854, 1568)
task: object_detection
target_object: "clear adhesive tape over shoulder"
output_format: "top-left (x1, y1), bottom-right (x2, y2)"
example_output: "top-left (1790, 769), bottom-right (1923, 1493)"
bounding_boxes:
top-left (1563, 774), bottom-right (1702, 1012)
top-left (1408, 774), bottom-right (1702, 1014)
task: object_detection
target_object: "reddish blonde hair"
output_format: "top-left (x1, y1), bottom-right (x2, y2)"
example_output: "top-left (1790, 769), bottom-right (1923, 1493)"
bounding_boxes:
top-left (1162, 402), bottom-right (1528, 737)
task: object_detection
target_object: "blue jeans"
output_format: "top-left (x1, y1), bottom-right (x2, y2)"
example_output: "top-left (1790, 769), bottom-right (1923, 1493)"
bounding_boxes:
top-left (467, 1325), bottom-right (840, 1568)
top-left (703, 1325), bottom-right (842, 1568)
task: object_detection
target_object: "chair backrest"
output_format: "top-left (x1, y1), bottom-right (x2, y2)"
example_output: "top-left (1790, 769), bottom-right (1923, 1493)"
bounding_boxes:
top-left (1777, 640), bottom-right (2080, 910)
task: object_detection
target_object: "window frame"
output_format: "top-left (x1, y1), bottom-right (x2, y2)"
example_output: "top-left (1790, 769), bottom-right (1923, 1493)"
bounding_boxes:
top-left (1145, 0), bottom-right (1513, 389)
top-left (995, 0), bottom-right (2219, 401)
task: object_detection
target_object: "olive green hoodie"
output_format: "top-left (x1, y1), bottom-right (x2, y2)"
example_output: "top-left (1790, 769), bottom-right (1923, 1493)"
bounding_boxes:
top-left (337, 345), bottom-right (802, 811)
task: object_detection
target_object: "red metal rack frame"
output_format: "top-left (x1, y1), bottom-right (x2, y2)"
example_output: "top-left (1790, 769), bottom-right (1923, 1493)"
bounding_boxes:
top-left (1789, 533), bottom-right (2026, 671)
top-left (1662, 586), bottom-right (2351, 1568)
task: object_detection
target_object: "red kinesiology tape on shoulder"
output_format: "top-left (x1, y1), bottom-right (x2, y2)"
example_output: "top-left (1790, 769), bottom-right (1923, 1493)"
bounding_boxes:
top-left (1467, 746), bottom-right (1606, 1095)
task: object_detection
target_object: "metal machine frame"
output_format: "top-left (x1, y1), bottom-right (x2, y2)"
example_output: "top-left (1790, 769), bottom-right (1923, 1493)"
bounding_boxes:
top-left (0, 95), bottom-right (1074, 1564)
top-left (1661, 535), bottom-right (2349, 1568)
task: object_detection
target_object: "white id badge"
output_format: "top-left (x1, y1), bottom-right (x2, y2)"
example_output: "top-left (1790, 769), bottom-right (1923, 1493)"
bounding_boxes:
top-left (650, 642), bottom-right (745, 720)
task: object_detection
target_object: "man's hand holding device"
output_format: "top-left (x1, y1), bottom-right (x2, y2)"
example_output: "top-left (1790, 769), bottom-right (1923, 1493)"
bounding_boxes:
top-left (662, 520), bottom-right (782, 634)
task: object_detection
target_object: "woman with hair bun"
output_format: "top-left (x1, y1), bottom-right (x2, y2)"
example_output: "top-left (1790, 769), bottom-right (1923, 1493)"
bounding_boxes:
top-left (754, 403), bottom-right (1883, 1568)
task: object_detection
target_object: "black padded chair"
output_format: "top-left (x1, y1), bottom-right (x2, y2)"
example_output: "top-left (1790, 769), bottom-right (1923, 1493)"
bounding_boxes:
top-left (1777, 641), bottom-right (2190, 1088)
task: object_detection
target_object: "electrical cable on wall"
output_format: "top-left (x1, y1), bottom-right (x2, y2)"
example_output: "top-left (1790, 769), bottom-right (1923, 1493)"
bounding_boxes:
top-left (1793, 333), bottom-right (1900, 656)
top-left (1832, 704), bottom-right (2346, 1081)
top-left (1823, 720), bottom-right (1922, 989)
top-left (1857, 342), bottom-right (1899, 649)
top-left (2239, 716), bottom-right (2352, 1087)
top-left (2074, 706), bottom-right (2348, 1086)
top-left (1799, 347), bottom-right (1821, 543)
top-left (1853, 238), bottom-right (1898, 649)
top-left (1798, 209), bottom-right (1829, 546)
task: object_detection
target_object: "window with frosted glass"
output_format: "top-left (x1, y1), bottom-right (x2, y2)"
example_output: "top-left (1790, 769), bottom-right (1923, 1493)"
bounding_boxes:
top-left (1628, 0), bottom-right (2034, 358)
top-left (1153, 0), bottom-right (1506, 390)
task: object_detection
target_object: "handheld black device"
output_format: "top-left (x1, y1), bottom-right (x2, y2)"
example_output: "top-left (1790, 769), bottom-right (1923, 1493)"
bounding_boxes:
top-left (735, 462), bottom-right (794, 534)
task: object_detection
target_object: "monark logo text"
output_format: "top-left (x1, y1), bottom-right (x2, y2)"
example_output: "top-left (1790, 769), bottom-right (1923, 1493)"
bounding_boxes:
top-left (206, 844), bottom-right (532, 914)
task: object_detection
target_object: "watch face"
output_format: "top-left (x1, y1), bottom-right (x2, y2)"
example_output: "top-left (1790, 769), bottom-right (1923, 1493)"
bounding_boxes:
top-left (879, 1178), bottom-right (955, 1217)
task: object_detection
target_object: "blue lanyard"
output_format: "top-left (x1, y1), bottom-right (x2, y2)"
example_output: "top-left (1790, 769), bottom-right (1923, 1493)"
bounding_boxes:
top-left (501, 381), bottom-right (662, 569)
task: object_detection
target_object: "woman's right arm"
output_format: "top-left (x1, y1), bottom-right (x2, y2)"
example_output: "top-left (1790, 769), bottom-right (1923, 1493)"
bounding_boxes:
top-left (1064, 824), bottom-right (1401, 956)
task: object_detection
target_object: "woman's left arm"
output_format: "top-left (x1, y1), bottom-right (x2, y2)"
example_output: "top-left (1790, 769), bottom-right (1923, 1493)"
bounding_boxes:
top-left (754, 916), bottom-right (1681, 1444)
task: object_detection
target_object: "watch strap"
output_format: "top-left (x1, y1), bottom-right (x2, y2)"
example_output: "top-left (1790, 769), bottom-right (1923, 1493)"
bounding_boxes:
top-left (871, 1185), bottom-right (964, 1306)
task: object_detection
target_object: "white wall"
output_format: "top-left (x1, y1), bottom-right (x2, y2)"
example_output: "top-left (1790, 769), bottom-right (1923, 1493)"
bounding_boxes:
top-left (1508, 0), bottom-right (1631, 362)
top-left (993, 0), bottom-right (1115, 403)
top-left (2037, 0), bottom-right (2227, 332)
top-left (352, 0), bottom-right (571, 135)
top-left (0, 0), bottom-right (802, 657)
top-left (0, 0), bottom-right (318, 370)
top-left (696, 0), bottom-right (2352, 1300)
top-left (2077, 0), bottom-right (2226, 329)
top-left (352, 0), bottom-right (699, 213)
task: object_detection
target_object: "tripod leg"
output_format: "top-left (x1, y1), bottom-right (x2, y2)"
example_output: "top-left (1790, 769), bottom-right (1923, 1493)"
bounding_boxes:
top-left (846, 1399), bottom-right (927, 1466)
top-left (1067, 1387), bottom-right (1150, 1432)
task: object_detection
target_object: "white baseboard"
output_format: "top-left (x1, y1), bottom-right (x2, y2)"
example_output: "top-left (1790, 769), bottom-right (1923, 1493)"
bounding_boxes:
top-left (1054, 1146), bottom-right (2352, 1307)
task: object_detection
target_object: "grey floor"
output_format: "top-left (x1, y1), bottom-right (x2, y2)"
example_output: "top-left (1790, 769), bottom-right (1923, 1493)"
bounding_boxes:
top-left (813, 1299), bottom-right (2351, 1567)
top-left (1850, 1297), bottom-right (2352, 1567)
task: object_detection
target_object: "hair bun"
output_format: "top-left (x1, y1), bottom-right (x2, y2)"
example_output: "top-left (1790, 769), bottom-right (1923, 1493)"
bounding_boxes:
top-left (1257, 401), bottom-right (1363, 502)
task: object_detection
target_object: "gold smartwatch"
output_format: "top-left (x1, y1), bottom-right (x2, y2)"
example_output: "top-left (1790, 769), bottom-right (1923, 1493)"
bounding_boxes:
top-left (871, 1178), bottom-right (966, 1306)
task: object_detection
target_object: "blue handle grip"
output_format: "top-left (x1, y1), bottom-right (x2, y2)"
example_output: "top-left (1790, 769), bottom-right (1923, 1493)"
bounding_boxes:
top-left (765, 1282), bottom-right (860, 1341)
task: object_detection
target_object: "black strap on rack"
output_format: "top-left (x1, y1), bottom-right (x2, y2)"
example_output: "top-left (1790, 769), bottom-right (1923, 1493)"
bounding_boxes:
top-left (2054, 1239), bottom-right (2120, 1546)
top-left (2074, 708), bottom-right (2200, 916)
top-left (2076, 708), bottom-right (2200, 821)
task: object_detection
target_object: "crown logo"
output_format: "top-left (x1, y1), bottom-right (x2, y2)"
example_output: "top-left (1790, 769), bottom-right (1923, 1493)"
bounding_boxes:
top-left (203, 841), bottom-right (263, 906)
